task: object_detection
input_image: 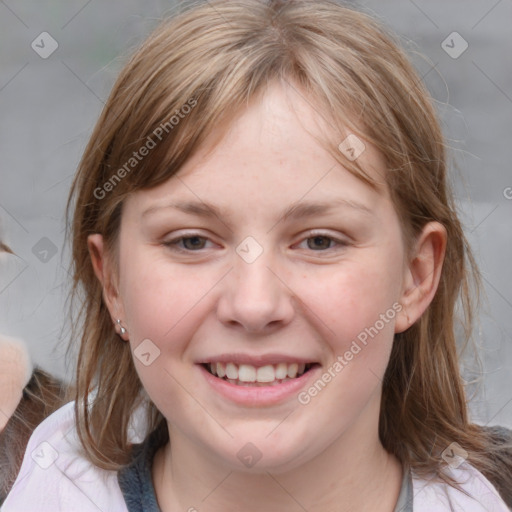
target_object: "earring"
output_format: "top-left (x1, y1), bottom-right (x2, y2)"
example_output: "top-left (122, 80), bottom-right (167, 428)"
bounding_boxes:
top-left (116, 318), bottom-right (127, 336)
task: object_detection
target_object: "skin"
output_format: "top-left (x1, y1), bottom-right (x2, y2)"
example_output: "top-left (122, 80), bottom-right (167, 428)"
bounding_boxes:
top-left (89, 81), bottom-right (446, 512)
top-left (0, 340), bottom-right (29, 431)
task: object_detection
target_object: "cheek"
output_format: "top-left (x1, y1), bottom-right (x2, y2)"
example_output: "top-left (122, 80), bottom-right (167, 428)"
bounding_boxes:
top-left (0, 374), bottom-right (23, 426)
top-left (295, 253), bottom-right (403, 346)
top-left (118, 253), bottom-right (214, 416)
top-left (118, 252), bottom-right (225, 416)
top-left (119, 250), bottom-right (214, 342)
top-left (291, 256), bottom-right (402, 423)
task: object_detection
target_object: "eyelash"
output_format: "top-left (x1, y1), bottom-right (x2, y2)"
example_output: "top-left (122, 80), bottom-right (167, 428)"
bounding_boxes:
top-left (163, 235), bottom-right (214, 252)
top-left (297, 234), bottom-right (348, 251)
top-left (163, 232), bottom-right (349, 254)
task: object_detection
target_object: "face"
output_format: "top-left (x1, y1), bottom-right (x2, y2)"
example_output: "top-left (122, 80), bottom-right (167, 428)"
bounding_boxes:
top-left (0, 341), bottom-right (27, 431)
top-left (92, 82), bottom-right (435, 473)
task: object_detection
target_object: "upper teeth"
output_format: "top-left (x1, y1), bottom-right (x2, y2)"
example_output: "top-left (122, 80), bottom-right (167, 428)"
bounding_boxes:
top-left (208, 362), bottom-right (309, 382)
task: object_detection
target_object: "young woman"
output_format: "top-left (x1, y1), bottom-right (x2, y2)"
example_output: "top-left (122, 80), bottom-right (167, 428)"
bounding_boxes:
top-left (2, 1), bottom-right (511, 510)
top-left (0, 245), bottom-right (70, 505)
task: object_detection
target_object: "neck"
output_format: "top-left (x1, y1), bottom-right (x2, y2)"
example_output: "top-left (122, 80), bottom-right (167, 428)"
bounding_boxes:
top-left (152, 393), bottom-right (403, 512)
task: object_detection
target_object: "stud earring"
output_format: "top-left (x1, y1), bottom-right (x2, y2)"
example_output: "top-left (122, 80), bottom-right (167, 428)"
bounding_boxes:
top-left (116, 318), bottom-right (127, 336)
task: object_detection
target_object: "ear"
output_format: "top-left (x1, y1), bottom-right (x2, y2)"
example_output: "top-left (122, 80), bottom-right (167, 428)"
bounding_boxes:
top-left (87, 234), bottom-right (128, 340)
top-left (395, 221), bottom-right (447, 333)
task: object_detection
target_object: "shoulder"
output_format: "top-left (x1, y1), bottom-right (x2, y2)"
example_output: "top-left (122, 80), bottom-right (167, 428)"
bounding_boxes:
top-left (1, 401), bottom-right (128, 512)
top-left (411, 463), bottom-right (510, 512)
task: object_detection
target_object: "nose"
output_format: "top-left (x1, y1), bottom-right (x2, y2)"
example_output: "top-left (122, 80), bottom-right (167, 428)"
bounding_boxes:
top-left (216, 251), bottom-right (295, 333)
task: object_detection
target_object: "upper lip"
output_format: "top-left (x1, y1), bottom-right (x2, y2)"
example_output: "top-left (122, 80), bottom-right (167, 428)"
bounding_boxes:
top-left (196, 353), bottom-right (318, 366)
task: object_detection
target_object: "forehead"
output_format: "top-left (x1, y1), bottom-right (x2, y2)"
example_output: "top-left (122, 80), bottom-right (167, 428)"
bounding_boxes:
top-left (125, 82), bottom-right (390, 218)
top-left (187, 81), bottom-right (385, 173)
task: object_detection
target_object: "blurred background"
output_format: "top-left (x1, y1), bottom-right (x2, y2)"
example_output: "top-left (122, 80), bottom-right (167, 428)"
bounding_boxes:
top-left (0, 0), bottom-right (511, 426)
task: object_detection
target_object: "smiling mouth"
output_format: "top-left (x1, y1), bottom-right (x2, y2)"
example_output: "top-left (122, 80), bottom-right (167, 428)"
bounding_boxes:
top-left (201, 361), bottom-right (319, 386)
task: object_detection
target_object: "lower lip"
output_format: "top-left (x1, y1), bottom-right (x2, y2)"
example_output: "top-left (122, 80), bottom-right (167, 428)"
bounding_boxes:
top-left (197, 364), bottom-right (321, 406)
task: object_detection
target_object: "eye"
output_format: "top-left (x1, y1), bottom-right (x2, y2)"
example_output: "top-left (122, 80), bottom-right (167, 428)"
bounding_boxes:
top-left (296, 233), bottom-right (348, 252)
top-left (163, 235), bottom-right (213, 252)
top-left (306, 236), bottom-right (334, 250)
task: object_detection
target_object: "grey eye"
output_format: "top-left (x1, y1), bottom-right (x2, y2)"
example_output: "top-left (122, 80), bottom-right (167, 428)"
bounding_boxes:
top-left (181, 236), bottom-right (207, 250)
top-left (306, 236), bottom-right (333, 250)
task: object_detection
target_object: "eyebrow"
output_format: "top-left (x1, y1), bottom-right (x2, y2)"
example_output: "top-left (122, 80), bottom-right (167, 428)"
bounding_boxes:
top-left (141, 197), bottom-right (374, 226)
top-left (280, 198), bottom-right (373, 221)
top-left (142, 201), bottom-right (228, 220)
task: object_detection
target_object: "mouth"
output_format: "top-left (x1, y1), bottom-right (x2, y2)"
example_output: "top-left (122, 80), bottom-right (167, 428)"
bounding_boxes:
top-left (200, 361), bottom-right (319, 387)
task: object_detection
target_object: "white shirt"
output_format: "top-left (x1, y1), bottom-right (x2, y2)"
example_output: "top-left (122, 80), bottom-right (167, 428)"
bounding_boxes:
top-left (1, 401), bottom-right (509, 512)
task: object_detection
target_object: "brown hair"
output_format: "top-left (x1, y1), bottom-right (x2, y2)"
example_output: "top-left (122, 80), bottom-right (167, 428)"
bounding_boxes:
top-left (0, 242), bottom-right (13, 255)
top-left (0, 246), bottom-right (72, 502)
top-left (0, 369), bottom-right (69, 502)
top-left (65, 0), bottom-right (511, 498)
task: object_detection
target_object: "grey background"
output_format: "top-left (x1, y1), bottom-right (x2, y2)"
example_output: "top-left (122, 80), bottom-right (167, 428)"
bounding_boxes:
top-left (0, 0), bottom-right (511, 426)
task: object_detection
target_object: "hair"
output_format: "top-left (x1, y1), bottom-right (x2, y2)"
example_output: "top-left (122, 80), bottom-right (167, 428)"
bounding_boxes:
top-left (0, 242), bottom-right (13, 255)
top-left (65, 0), bottom-right (512, 501)
top-left (0, 241), bottom-right (66, 503)
top-left (0, 369), bottom-right (70, 503)
top-left (0, 247), bottom-right (71, 501)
